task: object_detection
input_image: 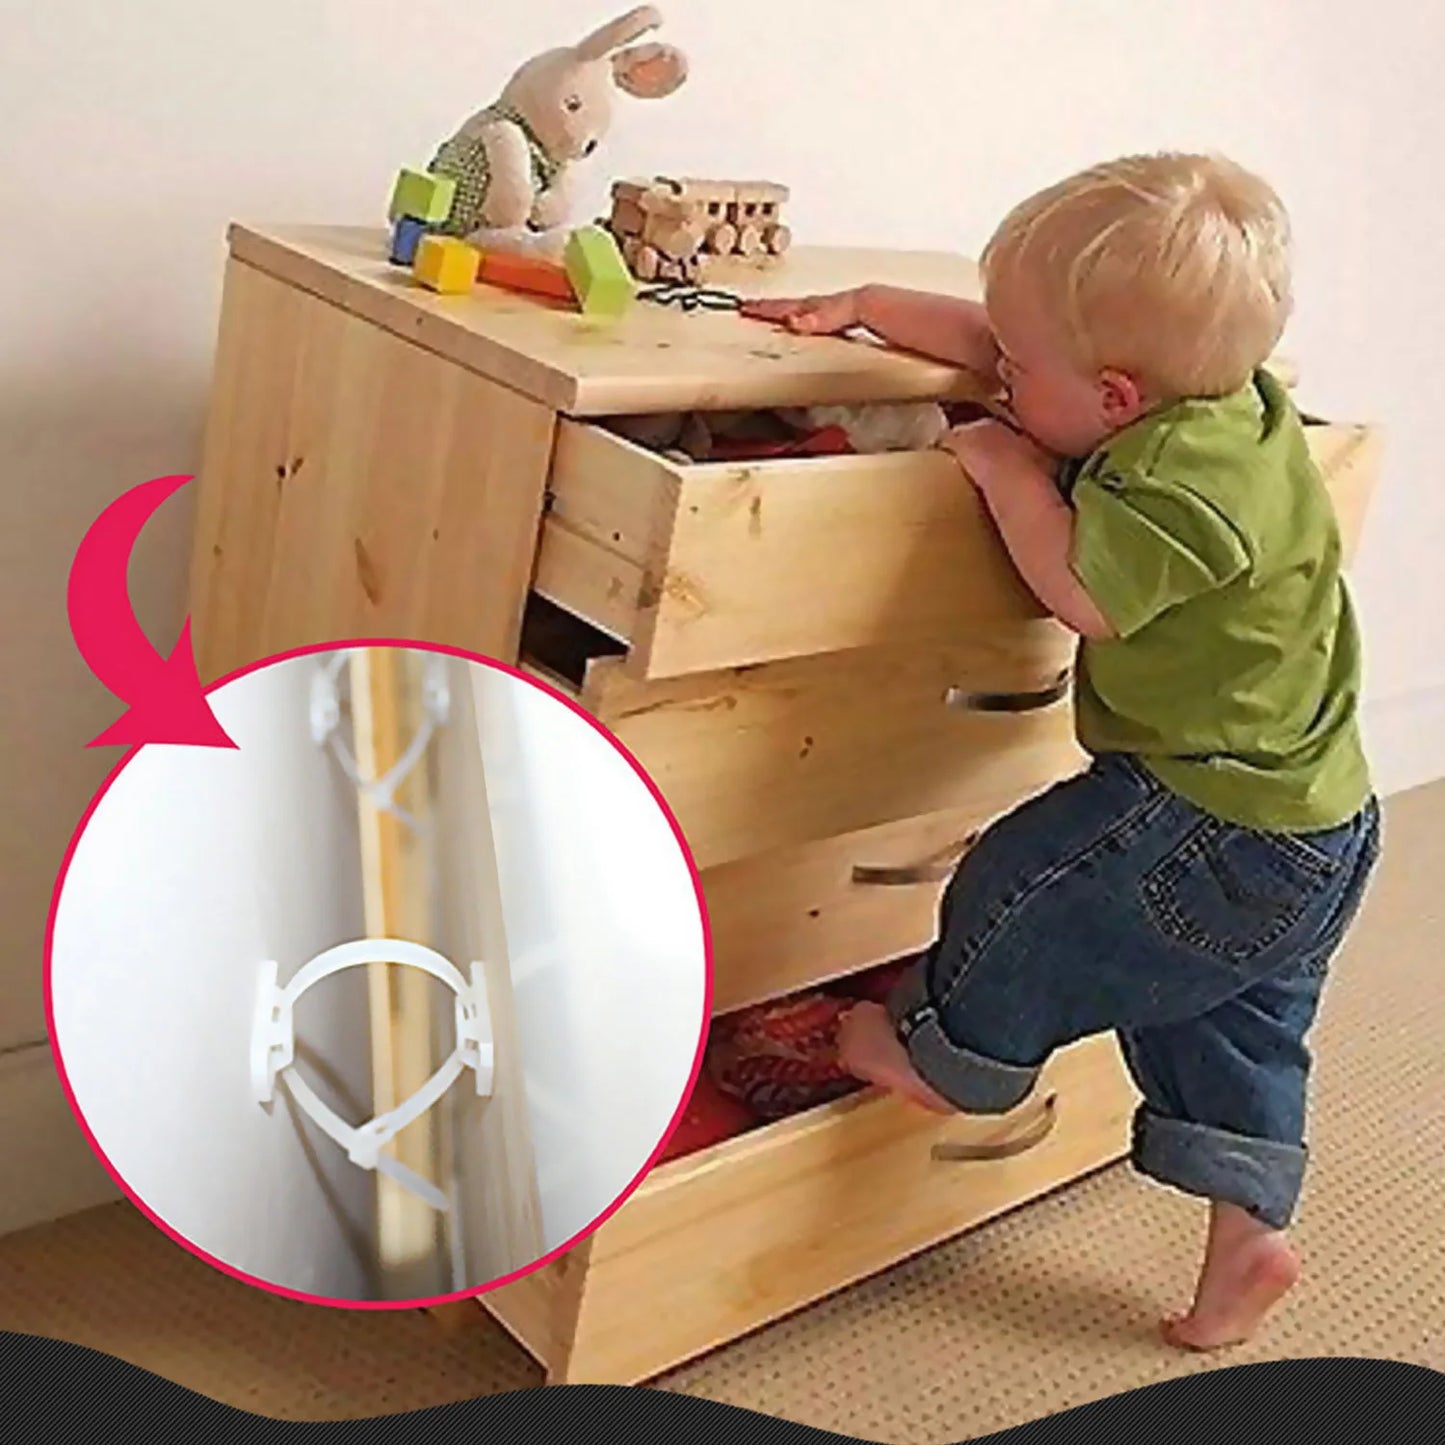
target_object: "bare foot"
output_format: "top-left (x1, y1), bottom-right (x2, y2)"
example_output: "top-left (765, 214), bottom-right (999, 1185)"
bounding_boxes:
top-left (1162, 1201), bottom-right (1301, 1350)
top-left (836, 1002), bottom-right (955, 1114)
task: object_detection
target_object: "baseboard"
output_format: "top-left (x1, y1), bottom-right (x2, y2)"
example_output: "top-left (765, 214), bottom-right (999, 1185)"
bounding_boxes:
top-left (0, 1041), bottom-right (120, 1238)
top-left (1362, 684), bottom-right (1445, 800)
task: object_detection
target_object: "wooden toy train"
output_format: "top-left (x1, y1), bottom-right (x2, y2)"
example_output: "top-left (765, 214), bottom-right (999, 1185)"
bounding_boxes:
top-left (603, 177), bottom-right (793, 284)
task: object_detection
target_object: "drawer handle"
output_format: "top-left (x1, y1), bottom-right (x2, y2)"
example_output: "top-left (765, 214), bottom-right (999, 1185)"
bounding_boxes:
top-left (931, 1092), bottom-right (1058, 1163)
top-left (946, 669), bottom-right (1072, 714)
top-left (851, 832), bottom-right (979, 887)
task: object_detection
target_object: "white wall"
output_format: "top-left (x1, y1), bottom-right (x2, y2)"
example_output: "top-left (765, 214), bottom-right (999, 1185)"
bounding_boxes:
top-left (473, 670), bottom-right (706, 1250)
top-left (47, 658), bottom-right (378, 1296)
top-left (5, 1), bottom-right (1444, 1211)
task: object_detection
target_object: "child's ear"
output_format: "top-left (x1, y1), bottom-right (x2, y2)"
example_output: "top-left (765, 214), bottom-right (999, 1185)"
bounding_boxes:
top-left (1098, 368), bottom-right (1148, 427)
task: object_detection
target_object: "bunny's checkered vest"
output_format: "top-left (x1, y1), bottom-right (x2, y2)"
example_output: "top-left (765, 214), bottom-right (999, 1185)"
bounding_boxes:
top-left (428, 106), bottom-right (563, 238)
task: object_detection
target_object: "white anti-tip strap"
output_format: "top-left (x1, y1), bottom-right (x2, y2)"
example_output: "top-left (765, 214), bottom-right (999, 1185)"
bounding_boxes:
top-left (282, 1072), bottom-right (454, 1214)
top-left (311, 654), bottom-right (451, 831)
top-left (308, 651), bottom-right (358, 744)
top-left (251, 940), bottom-right (494, 1214)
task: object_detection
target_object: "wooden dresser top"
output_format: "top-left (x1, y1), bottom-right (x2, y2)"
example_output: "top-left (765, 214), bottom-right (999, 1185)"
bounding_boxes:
top-left (227, 223), bottom-right (994, 418)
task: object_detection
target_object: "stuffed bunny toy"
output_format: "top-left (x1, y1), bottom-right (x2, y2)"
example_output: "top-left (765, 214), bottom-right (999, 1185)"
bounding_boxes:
top-left (426, 6), bottom-right (688, 258)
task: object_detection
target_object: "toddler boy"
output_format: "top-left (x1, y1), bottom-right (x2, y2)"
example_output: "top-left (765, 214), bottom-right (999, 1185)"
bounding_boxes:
top-left (744, 152), bottom-right (1380, 1350)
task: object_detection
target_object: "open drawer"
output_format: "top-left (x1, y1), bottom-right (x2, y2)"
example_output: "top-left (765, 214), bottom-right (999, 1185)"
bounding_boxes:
top-left (532, 416), bottom-right (1384, 683)
top-left (507, 1031), bottom-right (1137, 1386)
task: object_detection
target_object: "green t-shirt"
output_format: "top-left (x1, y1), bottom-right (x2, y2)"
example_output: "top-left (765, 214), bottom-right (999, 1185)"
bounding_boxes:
top-left (1063, 369), bottom-right (1371, 833)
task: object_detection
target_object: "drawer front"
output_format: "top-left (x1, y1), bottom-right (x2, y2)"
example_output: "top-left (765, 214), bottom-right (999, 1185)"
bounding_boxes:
top-left (535, 419), bottom-right (1382, 682)
top-left (579, 628), bottom-right (1080, 871)
top-left (569, 1034), bottom-right (1136, 1384)
top-left (537, 419), bottom-right (1043, 678)
top-left (705, 793), bottom-right (1080, 1016)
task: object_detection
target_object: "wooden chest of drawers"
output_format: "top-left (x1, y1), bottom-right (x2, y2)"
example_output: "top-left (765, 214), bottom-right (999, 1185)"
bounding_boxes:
top-left (187, 223), bottom-right (1381, 1383)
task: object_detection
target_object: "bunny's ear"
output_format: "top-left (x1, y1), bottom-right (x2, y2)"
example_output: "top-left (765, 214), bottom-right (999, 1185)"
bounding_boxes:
top-left (613, 42), bottom-right (688, 98)
top-left (575, 5), bottom-right (663, 62)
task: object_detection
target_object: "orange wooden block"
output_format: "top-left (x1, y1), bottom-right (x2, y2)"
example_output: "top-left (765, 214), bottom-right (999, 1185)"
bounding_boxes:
top-left (478, 251), bottom-right (577, 304)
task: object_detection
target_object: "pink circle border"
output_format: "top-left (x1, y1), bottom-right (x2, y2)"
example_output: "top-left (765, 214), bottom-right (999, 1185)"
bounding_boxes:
top-left (43, 638), bottom-right (715, 1311)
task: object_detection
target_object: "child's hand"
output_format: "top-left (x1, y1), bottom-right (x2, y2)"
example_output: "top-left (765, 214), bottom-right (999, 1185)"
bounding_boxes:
top-left (940, 419), bottom-right (1056, 493)
top-left (740, 290), bottom-right (864, 335)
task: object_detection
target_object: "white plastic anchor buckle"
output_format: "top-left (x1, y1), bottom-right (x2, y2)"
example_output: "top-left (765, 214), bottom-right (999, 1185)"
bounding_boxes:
top-left (308, 650), bottom-right (356, 744)
top-left (310, 652), bottom-right (452, 831)
top-left (251, 940), bottom-right (494, 1213)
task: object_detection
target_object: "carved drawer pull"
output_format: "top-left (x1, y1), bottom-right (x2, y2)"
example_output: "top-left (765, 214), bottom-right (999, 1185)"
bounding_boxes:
top-left (946, 668), bottom-right (1072, 714)
top-left (931, 1092), bottom-right (1058, 1163)
top-left (851, 832), bottom-right (979, 887)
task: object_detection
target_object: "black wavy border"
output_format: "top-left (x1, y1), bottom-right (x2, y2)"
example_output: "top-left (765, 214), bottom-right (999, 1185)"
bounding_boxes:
top-left (4, 1333), bottom-right (1441, 1444)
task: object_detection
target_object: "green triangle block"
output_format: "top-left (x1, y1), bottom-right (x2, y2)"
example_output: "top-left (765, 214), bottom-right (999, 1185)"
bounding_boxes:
top-left (564, 226), bottom-right (636, 318)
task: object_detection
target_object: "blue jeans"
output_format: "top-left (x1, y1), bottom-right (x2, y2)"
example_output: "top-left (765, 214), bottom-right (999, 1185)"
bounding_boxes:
top-left (887, 752), bottom-right (1381, 1230)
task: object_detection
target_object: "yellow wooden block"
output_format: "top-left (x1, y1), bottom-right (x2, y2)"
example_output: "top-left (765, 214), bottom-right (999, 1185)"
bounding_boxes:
top-left (414, 236), bottom-right (481, 295)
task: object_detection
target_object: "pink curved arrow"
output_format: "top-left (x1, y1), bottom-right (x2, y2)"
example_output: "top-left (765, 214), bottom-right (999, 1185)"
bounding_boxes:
top-left (67, 475), bottom-right (237, 750)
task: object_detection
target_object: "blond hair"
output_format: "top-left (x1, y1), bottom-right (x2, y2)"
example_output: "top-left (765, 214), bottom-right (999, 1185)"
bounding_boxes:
top-left (980, 152), bottom-right (1293, 398)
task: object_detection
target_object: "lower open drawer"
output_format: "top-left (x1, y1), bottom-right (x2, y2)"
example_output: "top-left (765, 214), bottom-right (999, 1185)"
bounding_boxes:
top-left (484, 1031), bottom-right (1137, 1385)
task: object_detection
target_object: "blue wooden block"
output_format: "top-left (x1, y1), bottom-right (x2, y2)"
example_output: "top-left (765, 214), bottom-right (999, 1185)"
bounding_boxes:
top-left (390, 216), bottom-right (430, 267)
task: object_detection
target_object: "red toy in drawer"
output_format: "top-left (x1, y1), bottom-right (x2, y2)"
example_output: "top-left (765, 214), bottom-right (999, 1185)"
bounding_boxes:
top-left (707, 992), bottom-right (862, 1120)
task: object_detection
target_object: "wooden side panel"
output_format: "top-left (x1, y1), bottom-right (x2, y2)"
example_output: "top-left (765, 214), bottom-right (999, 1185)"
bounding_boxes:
top-left (545, 420), bottom-right (680, 566)
top-left (479, 1242), bottom-right (594, 1380)
top-left (188, 255), bottom-right (314, 676)
top-left (581, 626), bottom-right (1079, 871)
top-left (532, 521), bottom-right (644, 643)
top-left (558, 1035), bottom-right (1136, 1385)
top-left (532, 419), bottom-right (679, 645)
top-left (431, 660), bottom-right (547, 1285)
top-left (189, 258), bottom-right (555, 682)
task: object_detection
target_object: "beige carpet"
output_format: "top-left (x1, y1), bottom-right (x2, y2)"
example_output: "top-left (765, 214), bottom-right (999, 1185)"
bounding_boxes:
top-left (3, 784), bottom-right (1441, 1441)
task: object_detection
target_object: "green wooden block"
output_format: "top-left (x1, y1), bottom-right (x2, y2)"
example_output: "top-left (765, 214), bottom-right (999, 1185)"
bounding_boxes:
top-left (564, 225), bottom-right (635, 318)
top-left (388, 168), bottom-right (456, 225)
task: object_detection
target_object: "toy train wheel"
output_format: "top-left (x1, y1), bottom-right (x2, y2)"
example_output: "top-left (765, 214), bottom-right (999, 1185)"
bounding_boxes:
top-left (763, 223), bottom-right (793, 256)
top-left (631, 242), bottom-right (662, 280)
top-left (705, 222), bottom-right (738, 255)
top-left (736, 224), bottom-right (766, 258)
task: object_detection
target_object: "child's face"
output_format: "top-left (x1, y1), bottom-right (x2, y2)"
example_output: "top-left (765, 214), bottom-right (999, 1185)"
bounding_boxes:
top-left (986, 277), bottom-right (1144, 459)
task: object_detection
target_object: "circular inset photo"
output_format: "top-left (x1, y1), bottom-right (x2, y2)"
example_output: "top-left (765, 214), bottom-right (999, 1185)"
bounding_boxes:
top-left (46, 644), bottom-right (710, 1305)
